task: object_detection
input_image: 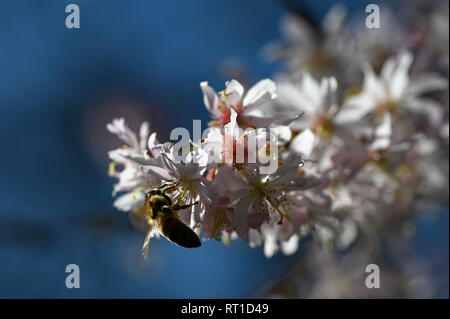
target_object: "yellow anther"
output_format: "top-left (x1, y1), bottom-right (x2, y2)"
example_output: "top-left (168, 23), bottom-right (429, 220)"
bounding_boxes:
top-left (108, 162), bottom-right (117, 175)
top-left (132, 187), bottom-right (145, 201)
top-left (221, 89), bottom-right (232, 107)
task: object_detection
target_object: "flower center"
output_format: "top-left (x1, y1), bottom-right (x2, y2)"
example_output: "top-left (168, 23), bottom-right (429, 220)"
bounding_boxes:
top-left (313, 116), bottom-right (334, 138)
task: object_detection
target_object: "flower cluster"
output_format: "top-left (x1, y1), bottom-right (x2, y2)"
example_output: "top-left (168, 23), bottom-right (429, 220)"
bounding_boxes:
top-left (107, 4), bottom-right (448, 258)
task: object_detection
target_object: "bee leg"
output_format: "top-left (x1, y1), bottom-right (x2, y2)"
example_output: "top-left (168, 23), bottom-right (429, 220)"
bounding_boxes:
top-left (172, 201), bottom-right (199, 210)
top-left (141, 224), bottom-right (153, 265)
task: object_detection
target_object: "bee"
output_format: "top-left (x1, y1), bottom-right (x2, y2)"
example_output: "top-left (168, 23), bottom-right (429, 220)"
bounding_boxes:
top-left (129, 183), bottom-right (201, 262)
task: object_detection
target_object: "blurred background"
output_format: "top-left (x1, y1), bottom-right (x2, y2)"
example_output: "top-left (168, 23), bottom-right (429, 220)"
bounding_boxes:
top-left (0, 0), bottom-right (448, 298)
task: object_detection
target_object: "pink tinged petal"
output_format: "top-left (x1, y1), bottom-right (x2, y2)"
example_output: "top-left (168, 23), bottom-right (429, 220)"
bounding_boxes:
top-left (404, 97), bottom-right (444, 126)
top-left (263, 229), bottom-right (278, 258)
top-left (369, 112), bottom-right (391, 151)
top-left (275, 112), bottom-right (304, 126)
top-left (113, 178), bottom-right (144, 196)
top-left (290, 128), bottom-right (316, 157)
top-left (238, 113), bottom-right (301, 128)
top-left (405, 74), bottom-right (448, 98)
top-left (283, 175), bottom-right (321, 191)
top-left (139, 122), bottom-right (150, 150)
top-left (224, 79), bottom-right (244, 107)
top-left (281, 15), bottom-right (314, 43)
top-left (183, 163), bottom-right (202, 180)
top-left (194, 180), bottom-right (215, 205)
top-left (149, 146), bottom-right (163, 159)
top-left (291, 207), bottom-right (309, 225)
top-left (203, 127), bottom-right (223, 144)
top-left (106, 118), bottom-right (138, 148)
top-left (388, 51), bottom-right (413, 102)
top-left (228, 188), bottom-right (252, 202)
top-left (190, 148), bottom-right (209, 170)
top-left (276, 81), bottom-right (316, 115)
top-left (112, 166), bottom-right (149, 195)
top-left (142, 165), bottom-right (173, 181)
top-left (189, 202), bottom-right (203, 233)
top-left (336, 218), bottom-right (358, 249)
top-left (123, 153), bottom-right (160, 166)
top-left (335, 94), bottom-right (376, 124)
top-left (280, 234), bottom-right (299, 255)
top-left (320, 77), bottom-right (338, 111)
top-left (201, 128), bottom-right (224, 163)
top-left (272, 125), bottom-right (292, 145)
top-left (224, 108), bottom-right (241, 138)
top-left (233, 195), bottom-right (253, 241)
top-left (248, 198), bottom-right (269, 229)
top-left (322, 4), bottom-right (346, 33)
top-left (108, 148), bottom-right (131, 162)
top-left (147, 132), bottom-right (159, 150)
top-left (241, 91), bottom-right (276, 114)
top-left (363, 64), bottom-right (386, 102)
top-left (160, 150), bottom-right (184, 177)
top-left (380, 56), bottom-right (396, 82)
top-left (113, 191), bottom-right (145, 212)
top-left (305, 190), bottom-right (332, 211)
top-left (182, 156), bottom-right (200, 178)
top-left (302, 73), bottom-right (322, 105)
top-left (243, 79), bottom-right (277, 108)
top-left (200, 81), bottom-right (221, 118)
top-left (213, 165), bottom-right (250, 193)
top-left (248, 229), bottom-right (263, 247)
top-left (265, 159), bottom-right (302, 185)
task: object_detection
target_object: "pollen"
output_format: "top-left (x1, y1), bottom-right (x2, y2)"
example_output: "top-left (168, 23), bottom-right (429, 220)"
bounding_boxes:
top-left (108, 162), bottom-right (116, 175)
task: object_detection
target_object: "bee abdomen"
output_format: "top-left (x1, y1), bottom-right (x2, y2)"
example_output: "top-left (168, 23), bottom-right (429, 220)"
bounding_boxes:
top-left (159, 216), bottom-right (201, 248)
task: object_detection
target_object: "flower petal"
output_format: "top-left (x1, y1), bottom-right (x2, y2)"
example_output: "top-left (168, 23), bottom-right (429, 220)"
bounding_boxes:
top-left (290, 128), bottom-right (316, 157)
top-left (200, 81), bottom-right (221, 117)
top-left (243, 79), bottom-right (277, 108)
top-left (113, 191), bottom-right (145, 212)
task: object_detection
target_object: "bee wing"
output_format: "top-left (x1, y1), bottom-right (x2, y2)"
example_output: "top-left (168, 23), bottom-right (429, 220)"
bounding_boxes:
top-left (141, 224), bottom-right (153, 264)
top-left (128, 208), bottom-right (149, 233)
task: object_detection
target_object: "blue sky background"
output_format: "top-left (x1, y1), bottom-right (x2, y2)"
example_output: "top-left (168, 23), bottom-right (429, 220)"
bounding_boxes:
top-left (0, 0), bottom-right (447, 298)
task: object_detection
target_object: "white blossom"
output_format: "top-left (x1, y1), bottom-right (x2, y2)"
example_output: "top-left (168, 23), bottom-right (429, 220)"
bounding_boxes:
top-left (106, 20), bottom-right (448, 259)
